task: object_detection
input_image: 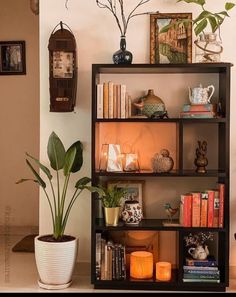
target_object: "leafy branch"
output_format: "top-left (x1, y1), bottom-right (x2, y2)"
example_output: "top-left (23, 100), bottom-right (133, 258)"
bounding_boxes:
top-left (96, 0), bottom-right (156, 35)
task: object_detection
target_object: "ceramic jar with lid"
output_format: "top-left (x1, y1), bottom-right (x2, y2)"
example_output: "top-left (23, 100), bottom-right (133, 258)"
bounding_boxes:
top-left (121, 200), bottom-right (143, 225)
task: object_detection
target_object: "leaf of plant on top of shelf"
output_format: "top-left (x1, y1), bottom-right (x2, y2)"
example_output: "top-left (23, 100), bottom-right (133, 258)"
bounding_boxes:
top-left (193, 10), bottom-right (210, 24)
top-left (177, 0), bottom-right (206, 5)
top-left (194, 18), bottom-right (208, 35)
top-left (225, 2), bottom-right (235, 11)
top-left (207, 15), bottom-right (218, 33)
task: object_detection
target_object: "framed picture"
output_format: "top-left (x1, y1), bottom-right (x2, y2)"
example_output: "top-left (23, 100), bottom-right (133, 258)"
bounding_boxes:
top-left (107, 180), bottom-right (145, 215)
top-left (150, 13), bottom-right (192, 64)
top-left (0, 41), bottom-right (26, 75)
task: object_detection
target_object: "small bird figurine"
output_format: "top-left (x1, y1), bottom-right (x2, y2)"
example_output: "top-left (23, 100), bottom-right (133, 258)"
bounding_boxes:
top-left (164, 203), bottom-right (179, 223)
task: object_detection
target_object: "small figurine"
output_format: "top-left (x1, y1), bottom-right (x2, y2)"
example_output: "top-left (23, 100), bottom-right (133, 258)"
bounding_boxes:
top-left (151, 149), bottom-right (174, 173)
top-left (194, 140), bottom-right (208, 173)
top-left (164, 203), bottom-right (179, 223)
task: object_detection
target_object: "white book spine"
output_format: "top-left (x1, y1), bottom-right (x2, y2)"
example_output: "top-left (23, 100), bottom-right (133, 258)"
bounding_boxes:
top-left (120, 85), bottom-right (126, 119)
top-left (97, 84), bottom-right (103, 119)
top-left (108, 81), bottom-right (114, 119)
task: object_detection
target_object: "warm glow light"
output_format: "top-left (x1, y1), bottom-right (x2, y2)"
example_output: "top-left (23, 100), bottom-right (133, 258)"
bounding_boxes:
top-left (156, 262), bottom-right (172, 281)
top-left (130, 251), bottom-right (153, 279)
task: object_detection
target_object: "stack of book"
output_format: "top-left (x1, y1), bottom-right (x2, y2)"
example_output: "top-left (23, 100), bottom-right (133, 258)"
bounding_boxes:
top-left (179, 104), bottom-right (217, 119)
top-left (96, 233), bottom-right (126, 281)
top-left (97, 81), bottom-right (132, 119)
top-left (183, 257), bottom-right (220, 283)
top-left (179, 183), bottom-right (224, 228)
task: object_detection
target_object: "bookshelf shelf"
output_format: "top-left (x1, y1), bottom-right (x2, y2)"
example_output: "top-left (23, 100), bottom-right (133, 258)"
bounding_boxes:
top-left (91, 63), bottom-right (231, 292)
top-left (94, 218), bottom-right (226, 232)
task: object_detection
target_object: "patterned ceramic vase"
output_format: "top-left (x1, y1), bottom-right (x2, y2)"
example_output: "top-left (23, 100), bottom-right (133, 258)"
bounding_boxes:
top-left (121, 200), bottom-right (143, 225)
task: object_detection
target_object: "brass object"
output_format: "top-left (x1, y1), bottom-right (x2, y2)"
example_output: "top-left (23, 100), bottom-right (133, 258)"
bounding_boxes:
top-left (194, 140), bottom-right (208, 173)
top-left (104, 207), bottom-right (120, 226)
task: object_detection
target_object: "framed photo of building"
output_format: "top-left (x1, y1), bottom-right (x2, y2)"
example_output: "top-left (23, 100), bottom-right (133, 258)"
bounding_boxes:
top-left (0, 41), bottom-right (26, 75)
top-left (107, 180), bottom-right (145, 216)
top-left (150, 13), bottom-right (192, 64)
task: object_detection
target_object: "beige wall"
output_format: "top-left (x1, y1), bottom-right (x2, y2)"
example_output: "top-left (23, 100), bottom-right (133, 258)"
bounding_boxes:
top-left (0, 0), bottom-right (39, 228)
top-left (40, 0), bottom-right (236, 264)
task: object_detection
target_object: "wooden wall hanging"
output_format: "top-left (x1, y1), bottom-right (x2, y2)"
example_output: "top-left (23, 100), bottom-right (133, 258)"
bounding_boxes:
top-left (48, 21), bottom-right (77, 112)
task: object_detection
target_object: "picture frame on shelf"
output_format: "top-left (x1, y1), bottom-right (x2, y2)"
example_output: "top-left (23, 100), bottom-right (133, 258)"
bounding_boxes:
top-left (107, 180), bottom-right (145, 217)
top-left (150, 13), bottom-right (192, 64)
top-left (0, 41), bottom-right (26, 75)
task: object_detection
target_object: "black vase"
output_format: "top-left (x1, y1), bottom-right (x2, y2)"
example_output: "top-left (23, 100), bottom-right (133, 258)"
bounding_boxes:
top-left (113, 36), bottom-right (133, 65)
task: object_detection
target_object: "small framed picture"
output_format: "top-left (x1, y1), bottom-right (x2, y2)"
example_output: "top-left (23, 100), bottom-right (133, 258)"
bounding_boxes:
top-left (107, 180), bottom-right (145, 215)
top-left (150, 13), bottom-right (192, 64)
top-left (0, 41), bottom-right (26, 75)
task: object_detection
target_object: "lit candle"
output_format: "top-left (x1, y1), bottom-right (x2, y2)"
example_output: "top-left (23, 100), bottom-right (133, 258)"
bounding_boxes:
top-left (156, 262), bottom-right (172, 281)
top-left (130, 251), bottom-right (153, 279)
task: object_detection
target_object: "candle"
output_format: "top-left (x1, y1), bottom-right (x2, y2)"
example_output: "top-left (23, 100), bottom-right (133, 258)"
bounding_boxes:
top-left (156, 262), bottom-right (171, 281)
top-left (130, 251), bottom-right (153, 279)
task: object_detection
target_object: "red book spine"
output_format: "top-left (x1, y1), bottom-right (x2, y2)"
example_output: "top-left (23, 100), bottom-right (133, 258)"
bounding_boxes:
top-left (207, 190), bottom-right (215, 227)
top-left (213, 190), bottom-right (220, 228)
top-left (181, 194), bottom-right (192, 227)
top-left (192, 192), bottom-right (201, 227)
top-left (218, 183), bottom-right (225, 228)
top-left (200, 192), bottom-right (208, 227)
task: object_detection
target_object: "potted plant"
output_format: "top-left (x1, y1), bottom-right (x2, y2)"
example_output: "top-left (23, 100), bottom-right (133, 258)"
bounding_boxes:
top-left (160, 0), bottom-right (235, 62)
top-left (17, 132), bottom-right (103, 289)
top-left (99, 185), bottom-right (126, 226)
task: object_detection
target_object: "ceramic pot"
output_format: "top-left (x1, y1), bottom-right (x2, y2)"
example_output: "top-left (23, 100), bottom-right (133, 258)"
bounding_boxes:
top-left (122, 200), bottom-right (143, 225)
top-left (151, 149), bottom-right (174, 173)
top-left (35, 235), bottom-right (78, 289)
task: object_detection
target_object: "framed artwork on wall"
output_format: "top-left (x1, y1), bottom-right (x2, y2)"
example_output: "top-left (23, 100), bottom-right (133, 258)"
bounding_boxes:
top-left (0, 41), bottom-right (26, 75)
top-left (150, 13), bottom-right (192, 64)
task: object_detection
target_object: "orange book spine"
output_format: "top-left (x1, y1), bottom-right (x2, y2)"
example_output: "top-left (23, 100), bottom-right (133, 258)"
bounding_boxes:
top-left (200, 192), bottom-right (208, 227)
top-left (117, 84), bottom-right (121, 118)
top-left (192, 192), bottom-right (201, 227)
top-left (218, 183), bottom-right (225, 228)
top-left (207, 190), bottom-right (214, 227)
top-left (103, 82), bottom-right (109, 119)
top-left (113, 84), bottom-right (117, 118)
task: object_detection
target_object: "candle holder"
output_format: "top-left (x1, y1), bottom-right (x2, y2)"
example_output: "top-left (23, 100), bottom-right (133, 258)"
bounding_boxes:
top-left (130, 251), bottom-right (153, 279)
top-left (99, 144), bottom-right (123, 172)
top-left (123, 153), bottom-right (140, 172)
top-left (156, 262), bottom-right (172, 282)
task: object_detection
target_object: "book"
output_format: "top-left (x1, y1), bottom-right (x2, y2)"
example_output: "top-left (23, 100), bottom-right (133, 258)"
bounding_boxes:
top-left (213, 190), bottom-right (220, 227)
top-left (120, 85), bottom-right (126, 119)
top-left (97, 84), bottom-right (103, 119)
top-left (108, 81), bottom-right (114, 119)
top-left (113, 84), bottom-right (117, 118)
top-left (180, 111), bottom-right (216, 118)
top-left (207, 190), bottom-right (215, 227)
top-left (218, 183), bottom-right (225, 228)
top-left (103, 82), bottom-right (109, 119)
top-left (182, 104), bottom-right (217, 113)
top-left (95, 233), bottom-right (102, 280)
top-left (191, 192), bottom-right (201, 227)
top-left (180, 194), bottom-right (192, 227)
top-left (184, 270), bottom-right (220, 275)
top-left (117, 84), bottom-right (121, 118)
top-left (183, 265), bottom-right (218, 271)
top-left (183, 273), bottom-right (220, 279)
top-left (200, 192), bottom-right (208, 227)
top-left (183, 278), bottom-right (220, 283)
top-left (185, 257), bottom-right (217, 267)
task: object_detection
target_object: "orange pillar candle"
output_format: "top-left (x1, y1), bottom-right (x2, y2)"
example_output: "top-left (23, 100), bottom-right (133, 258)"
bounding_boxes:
top-left (156, 262), bottom-right (172, 281)
top-left (130, 251), bottom-right (153, 279)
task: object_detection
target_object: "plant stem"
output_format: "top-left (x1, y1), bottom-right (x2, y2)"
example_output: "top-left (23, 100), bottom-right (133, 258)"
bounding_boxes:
top-left (60, 174), bottom-right (71, 225)
top-left (49, 179), bottom-right (57, 219)
top-left (42, 187), bottom-right (55, 233)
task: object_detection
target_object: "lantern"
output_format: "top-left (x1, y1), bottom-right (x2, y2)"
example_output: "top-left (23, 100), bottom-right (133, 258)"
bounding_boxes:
top-left (123, 153), bottom-right (140, 172)
top-left (99, 144), bottom-right (123, 172)
top-left (156, 262), bottom-right (172, 281)
top-left (48, 21), bottom-right (77, 112)
top-left (130, 251), bottom-right (153, 279)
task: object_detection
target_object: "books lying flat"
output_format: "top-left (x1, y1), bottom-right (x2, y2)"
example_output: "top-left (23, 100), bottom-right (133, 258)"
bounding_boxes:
top-left (185, 257), bottom-right (217, 267)
top-left (180, 111), bottom-right (216, 118)
top-left (182, 104), bottom-right (217, 113)
top-left (183, 278), bottom-right (220, 283)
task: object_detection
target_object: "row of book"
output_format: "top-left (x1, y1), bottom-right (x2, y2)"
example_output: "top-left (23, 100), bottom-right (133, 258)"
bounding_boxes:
top-left (179, 103), bottom-right (217, 119)
top-left (183, 257), bottom-right (220, 283)
top-left (96, 234), bottom-right (126, 281)
top-left (179, 183), bottom-right (224, 228)
top-left (97, 82), bottom-right (132, 119)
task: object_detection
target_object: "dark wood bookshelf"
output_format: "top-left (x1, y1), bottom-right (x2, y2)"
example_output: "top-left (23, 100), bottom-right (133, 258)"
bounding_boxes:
top-left (91, 63), bottom-right (232, 292)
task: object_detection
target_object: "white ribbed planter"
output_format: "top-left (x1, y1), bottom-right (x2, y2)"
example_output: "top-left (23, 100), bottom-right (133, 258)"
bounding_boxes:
top-left (35, 235), bottom-right (78, 289)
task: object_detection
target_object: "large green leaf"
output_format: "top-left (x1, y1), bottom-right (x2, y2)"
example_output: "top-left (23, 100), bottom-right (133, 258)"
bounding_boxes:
top-left (225, 2), bottom-right (235, 11)
top-left (194, 18), bottom-right (208, 35)
top-left (193, 10), bottom-right (209, 24)
top-left (75, 177), bottom-right (91, 188)
top-left (26, 159), bottom-right (46, 188)
top-left (63, 147), bottom-right (76, 176)
top-left (177, 0), bottom-right (205, 5)
top-left (207, 15), bottom-right (218, 33)
top-left (26, 153), bottom-right (52, 180)
top-left (82, 186), bottom-right (105, 198)
top-left (47, 132), bottom-right (66, 171)
top-left (67, 141), bottom-right (83, 173)
top-left (16, 179), bottom-right (39, 184)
